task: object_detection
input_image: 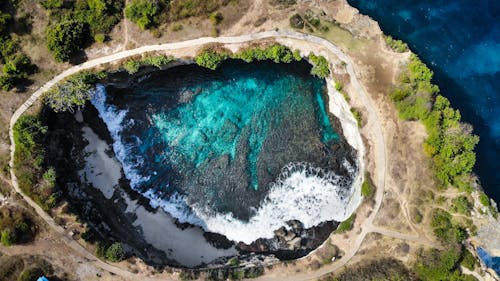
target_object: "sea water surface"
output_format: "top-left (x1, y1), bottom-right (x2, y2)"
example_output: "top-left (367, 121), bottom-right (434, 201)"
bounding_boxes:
top-left (92, 60), bottom-right (358, 243)
top-left (347, 0), bottom-right (500, 273)
top-left (348, 0), bottom-right (499, 199)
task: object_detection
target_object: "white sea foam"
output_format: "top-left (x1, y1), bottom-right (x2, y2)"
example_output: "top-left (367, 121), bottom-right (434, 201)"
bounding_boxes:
top-left (91, 83), bottom-right (364, 244)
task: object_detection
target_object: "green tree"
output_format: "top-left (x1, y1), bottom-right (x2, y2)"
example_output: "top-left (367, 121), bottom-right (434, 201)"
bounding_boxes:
top-left (105, 242), bottom-right (125, 262)
top-left (46, 19), bottom-right (89, 62)
top-left (124, 0), bottom-right (160, 30)
top-left (195, 48), bottom-right (229, 70)
top-left (44, 71), bottom-right (103, 112)
top-left (308, 53), bottom-right (330, 78)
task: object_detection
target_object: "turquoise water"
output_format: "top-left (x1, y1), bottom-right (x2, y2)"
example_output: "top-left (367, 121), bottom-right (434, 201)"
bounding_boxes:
top-left (98, 60), bottom-right (351, 222)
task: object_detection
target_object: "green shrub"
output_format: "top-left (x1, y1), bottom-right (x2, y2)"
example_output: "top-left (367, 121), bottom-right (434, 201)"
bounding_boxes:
top-left (13, 115), bottom-right (59, 211)
top-left (94, 33), bottom-right (105, 43)
top-left (350, 108), bottom-right (362, 127)
top-left (289, 14), bottom-right (304, 29)
top-left (195, 48), bottom-right (230, 70)
top-left (430, 209), bottom-right (466, 244)
top-left (44, 71), bottom-right (104, 112)
top-left (171, 23), bottom-right (183, 31)
top-left (479, 192), bottom-right (490, 207)
top-left (123, 60), bottom-right (141, 74)
top-left (451, 196), bottom-right (471, 215)
top-left (234, 45), bottom-right (299, 64)
top-left (209, 11), bottom-right (223, 25)
top-left (304, 9), bottom-right (320, 28)
top-left (125, 0), bottom-right (162, 30)
top-left (308, 53), bottom-right (330, 78)
top-left (335, 214), bottom-right (355, 233)
top-left (361, 176), bottom-right (374, 200)
top-left (228, 257), bottom-right (240, 267)
top-left (335, 81), bottom-right (343, 91)
top-left (105, 242), bottom-right (125, 262)
top-left (414, 247), bottom-right (464, 281)
top-left (385, 35), bottom-right (409, 52)
top-left (460, 250), bottom-right (476, 271)
top-left (1, 229), bottom-right (14, 246)
top-left (123, 55), bottom-right (173, 74)
top-left (46, 19), bottom-right (89, 62)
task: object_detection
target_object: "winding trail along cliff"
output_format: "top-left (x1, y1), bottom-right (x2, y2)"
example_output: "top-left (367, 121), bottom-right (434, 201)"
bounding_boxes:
top-left (7, 30), bottom-right (424, 280)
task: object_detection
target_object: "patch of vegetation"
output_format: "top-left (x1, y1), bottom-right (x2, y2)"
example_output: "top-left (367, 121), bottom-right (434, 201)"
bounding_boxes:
top-left (228, 257), bottom-right (240, 266)
top-left (0, 255), bottom-right (64, 281)
top-left (411, 207), bottom-right (423, 224)
top-left (335, 214), bottom-right (355, 234)
top-left (195, 47), bottom-right (231, 70)
top-left (122, 54), bottom-right (174, 74)
top-left (169, 0), bottom-right (229, 21)
top-left (451, 195), bottom-right (471, 215)
top-left (430, 208), bottom-right (466, 244)
top-left (322, 258), bottom-right (415, 281)
top-left (361, 173), bottom-right (374, 200)
top-left (479, 192), bottom-right (490, 207)
top-left (460, 249), bottom-right (477, 271)
top-left (289, 13), bottom-right (304, 29)
top-left (46, 19), bottom-right (89, 62)
top-left (234, 44), bottom-right (300, 64)
top-left (43, 0), bottom-right (124, 61)
top-left (304, 9), bottom-right (320, 28)
top-left (13, 115), bottom-right (59, 211)
top-left (385, 35), bottom-right (409, 53)
top-left (0, 207), bottom-right (33, 246)
top-left (210, 11), bottom-right (223, 25)
top-left (269, 0), bottom-right (296, 9)
top-left (95, 241), bottom-right (126, 262)
top-left (43, 71), bottom-right (105, 112)
top-left (105, 242), bottom-right (125, 262)
top-left (125, 0), bottom-right (165, 30)
top-left (391, 54), bottom-right (479, 189)
top-left (414, 246), bottom-right (477, 281)
top-left (350, 107), bottom-right (362, 127)
top-left (0, 2), bottom-right (36, 90)
top-left (196, 44), bottom-right (303, 70)
top-left (308, 53), bottom-right (330, 78)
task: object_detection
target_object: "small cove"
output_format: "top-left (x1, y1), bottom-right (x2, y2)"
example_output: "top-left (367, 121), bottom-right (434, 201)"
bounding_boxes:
top-left (46, 59), bottom-right (361, 267)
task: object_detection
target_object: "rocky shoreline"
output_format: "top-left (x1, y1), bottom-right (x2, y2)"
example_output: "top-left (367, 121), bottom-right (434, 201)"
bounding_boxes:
top-left (41, 61), bottom-right (362, 268)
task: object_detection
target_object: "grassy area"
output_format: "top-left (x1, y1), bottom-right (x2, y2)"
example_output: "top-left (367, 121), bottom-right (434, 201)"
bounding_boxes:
top-left (384, 35), bottom-right (409, 53)
top-left (43, 71), bottom-right (105, 112)
top-left (335, 214), bottom-right (355, 234)
top-left (0, 206), bottom-right (34, 246)
top-left (13, 115), bottom-right (57, 211)
top-left (391, 54), bottom-right (479, 191)
top-left (361, 173), bottom-right (374, 200)
top-left (350, 107), bottom-right (362, 127)
top-left (122, 54), bottom-right (174, 74)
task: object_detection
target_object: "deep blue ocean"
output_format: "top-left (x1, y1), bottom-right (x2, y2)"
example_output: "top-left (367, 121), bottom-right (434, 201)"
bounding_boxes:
top-left (348, 0), bottom-right (499, 200)
top-left (347, 0), bottom-right (499, 272)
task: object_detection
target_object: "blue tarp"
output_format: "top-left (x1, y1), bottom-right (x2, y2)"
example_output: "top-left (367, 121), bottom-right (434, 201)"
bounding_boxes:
top-left (37, 277), bottom-right (49, 281)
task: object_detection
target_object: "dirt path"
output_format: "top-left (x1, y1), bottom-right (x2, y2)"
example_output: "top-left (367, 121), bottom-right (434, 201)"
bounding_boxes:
top-left (7, 31), bottom-right (419, 280)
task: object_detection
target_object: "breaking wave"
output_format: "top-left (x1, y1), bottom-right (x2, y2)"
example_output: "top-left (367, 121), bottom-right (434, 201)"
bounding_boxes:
top-left (91, 83), bottom-right (361, 244)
